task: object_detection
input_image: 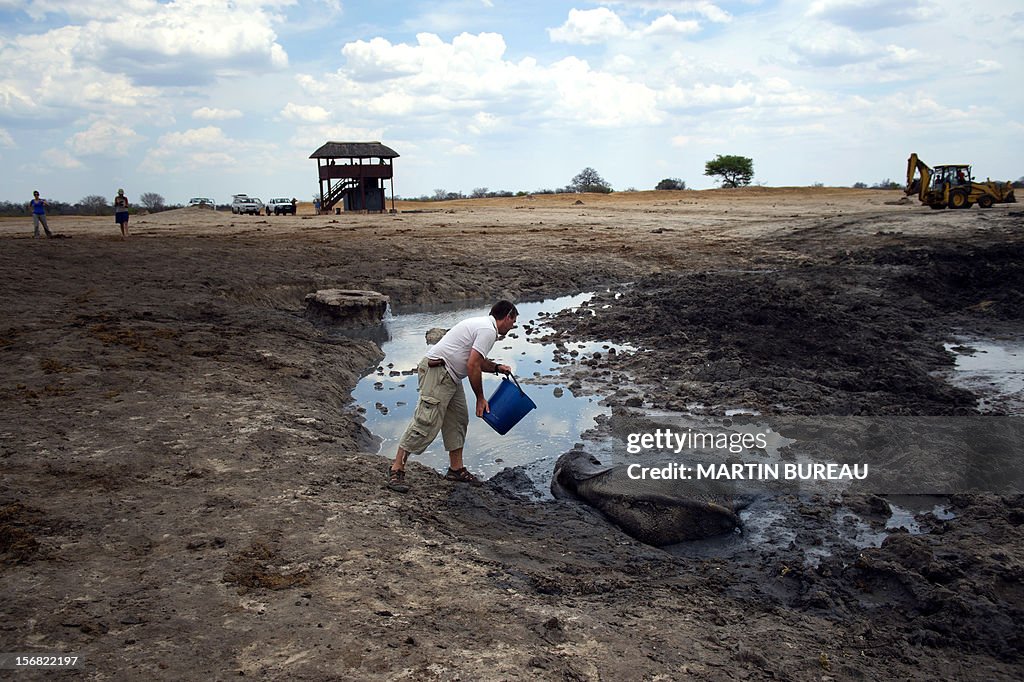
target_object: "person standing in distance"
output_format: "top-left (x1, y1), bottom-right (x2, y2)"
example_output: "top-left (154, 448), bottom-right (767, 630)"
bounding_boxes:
top-left (29, 191), bottom-right (53, 238)
top-left (387, 300), bottom-right (518, 493)
top-left (114, 189), bottom-right (130, 239)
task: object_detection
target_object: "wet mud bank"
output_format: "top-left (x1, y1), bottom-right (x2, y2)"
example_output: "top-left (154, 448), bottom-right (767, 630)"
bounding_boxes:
top-left (544, 241), bottom-right (1024, 417)
top-left (1, 197), bottom-right (1023, 679)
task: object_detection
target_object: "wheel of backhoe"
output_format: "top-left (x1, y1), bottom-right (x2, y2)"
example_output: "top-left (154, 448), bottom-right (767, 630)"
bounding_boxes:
top-left (948, 189), bottom-right (970, 209)
top-left (978, 195), bottom-right (994, 209)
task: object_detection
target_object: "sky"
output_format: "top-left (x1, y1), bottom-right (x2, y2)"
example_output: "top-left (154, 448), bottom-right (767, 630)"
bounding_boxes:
top-left (1, 0), bottom-right (1022, 204)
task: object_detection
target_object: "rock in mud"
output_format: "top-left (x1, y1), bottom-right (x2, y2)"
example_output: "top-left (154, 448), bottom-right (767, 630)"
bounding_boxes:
top-left (488, 466), bottom-right (543, 500)
top-left (425, 327), bottom-right (447, 345)
top-left (304, 289), bottom-right (389, 327)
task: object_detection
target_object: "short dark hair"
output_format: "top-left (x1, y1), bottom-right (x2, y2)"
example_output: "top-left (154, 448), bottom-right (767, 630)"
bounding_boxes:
top-left (490, 300), bottom-right (518, 320)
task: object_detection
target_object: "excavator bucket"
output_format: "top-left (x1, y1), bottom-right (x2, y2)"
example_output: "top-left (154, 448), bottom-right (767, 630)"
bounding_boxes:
top-left (905, 153), bottom-right (930, 201)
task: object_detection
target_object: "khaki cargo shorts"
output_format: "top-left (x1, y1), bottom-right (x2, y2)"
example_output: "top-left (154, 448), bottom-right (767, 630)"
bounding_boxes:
top-left (398, 358), bottom-right (468, 455)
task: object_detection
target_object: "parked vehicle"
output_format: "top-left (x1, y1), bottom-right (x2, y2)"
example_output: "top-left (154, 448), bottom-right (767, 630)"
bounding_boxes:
top-left (188, 197), bottom-right (215, 209)
top-left (231, 195), bottom-right (263, 215)
top-left (266, 197), bottom-right (297, 215)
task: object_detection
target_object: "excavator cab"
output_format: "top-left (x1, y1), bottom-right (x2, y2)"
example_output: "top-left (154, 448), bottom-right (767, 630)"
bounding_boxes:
top-left (932, 164), bottom-right (971, 189)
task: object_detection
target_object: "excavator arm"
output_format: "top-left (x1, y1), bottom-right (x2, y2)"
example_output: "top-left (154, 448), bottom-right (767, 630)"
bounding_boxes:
top-left (905, 153), bottom-right (931, 202)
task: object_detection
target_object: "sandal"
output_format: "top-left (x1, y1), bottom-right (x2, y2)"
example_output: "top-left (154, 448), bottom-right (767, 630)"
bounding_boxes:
top-left (387, 467), bottom-right (410, 493)
top-left (445, 467), bottom-right (482, 486)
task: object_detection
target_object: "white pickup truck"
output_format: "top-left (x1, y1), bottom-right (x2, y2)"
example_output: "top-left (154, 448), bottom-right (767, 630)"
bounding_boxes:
top-left (265, 197), bottom-right (296, 215)
top-left (231, 194), bottom-right (263, 215)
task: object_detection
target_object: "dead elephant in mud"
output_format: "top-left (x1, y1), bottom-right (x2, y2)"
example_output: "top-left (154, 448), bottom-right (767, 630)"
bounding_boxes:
top-left (551, 449), bottom-right (742, 546)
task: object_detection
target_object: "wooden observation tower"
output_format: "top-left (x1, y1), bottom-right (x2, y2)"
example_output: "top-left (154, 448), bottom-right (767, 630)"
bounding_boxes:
top-left (310, 141), bottom-right (399, 214)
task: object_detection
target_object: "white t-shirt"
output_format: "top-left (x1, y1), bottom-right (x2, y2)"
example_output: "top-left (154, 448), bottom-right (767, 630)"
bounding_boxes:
top-left (427, 315), bottom-right (498, 381)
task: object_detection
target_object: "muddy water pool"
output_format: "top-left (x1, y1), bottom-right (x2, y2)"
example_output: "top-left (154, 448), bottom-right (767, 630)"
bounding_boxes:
top-left (350, 299), bottom-right (1007, 559)
top-left (945, 337), bottom-right (1024, 414)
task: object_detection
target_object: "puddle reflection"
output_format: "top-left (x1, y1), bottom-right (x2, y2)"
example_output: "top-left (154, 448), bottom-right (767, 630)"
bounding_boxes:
top-left (945, 338), bottom-right (1024, 413)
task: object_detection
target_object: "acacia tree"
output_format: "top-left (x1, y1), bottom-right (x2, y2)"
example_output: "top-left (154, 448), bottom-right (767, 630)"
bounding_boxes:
top-left (569, 167), bottom-right (612, 194)
top-left (704, 155), bottom-right (754, 188)
top-left (139, 192), bottom-right (165, 211)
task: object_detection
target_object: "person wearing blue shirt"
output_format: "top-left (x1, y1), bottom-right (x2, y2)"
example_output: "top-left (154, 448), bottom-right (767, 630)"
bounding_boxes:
top-left (29, 191), bottom-right (53, 238)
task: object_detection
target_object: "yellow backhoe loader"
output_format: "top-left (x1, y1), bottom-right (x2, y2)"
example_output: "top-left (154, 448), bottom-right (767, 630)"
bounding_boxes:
top-left (905, 153), bottom-right (1015, 209)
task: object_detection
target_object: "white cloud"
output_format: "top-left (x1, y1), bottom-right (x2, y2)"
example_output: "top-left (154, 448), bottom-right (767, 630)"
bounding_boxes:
top-left (93, 36), bottom-right (286, 86)
top-left (549, 8), bottom-right (630, 44)
top-left (0, 26), bottom-right (166, 124)
top-left (295, 73), bottom-right (330, 96)
top-left (659, 81), bottom-right (756, 112)
top-left (68, 120), bottom-right (143, 157)
top-left (139, 125), bottom-right (236, 173)
top-left (789, 25), bottom-right (879, 66)
top-left (22, 0), bottom-right (299, 23)
top-left (806, 0), bottom-right (937, 30)
top-left (289, 123), bottom-right (384, 151)
top-left (323, 32), bottom-right (545, 119)
top-left (855, 90), bottom-right (994, 139)
top-left (159, 126), bottom-right (228, 148)
top-left (280, 102), bottom-right (331, 123)
top-left (467, 112), bottom-right (500, 135)
top-left (0, 128), bottom-right (14, 148)
top-left (602, 1), bottom-right (732, 23)
top-left (341, 32), bottom-right (513, 86)
top-left (686, 0), bottom-right (731, 23)
top-left (193, 107), bottom-right (243, 120)
top-left (8, 1), bottom-right (292, 88)
top-left (42, 147), bottom-right (83, 169)
top-left (550, 7), bottom-right (703, 44)
top-left (547, 56), bottom-right (661, 126)
top-left (339, 36), bottom-right (424, 81)
top-left (1012, 12), bottom-right (1024, 42)
top-left (0, 81), bottom-right (36, 120)
top-left (317, 32), bottom-right (665, 129)
top-left (642, 14), bottom-right (700, 37)
top-left (877, 45), bottom-right (924, 68)
top-left (965, 59), bottom-right (1002, 75)
top-left (21, 0), bottom-right (155, 22)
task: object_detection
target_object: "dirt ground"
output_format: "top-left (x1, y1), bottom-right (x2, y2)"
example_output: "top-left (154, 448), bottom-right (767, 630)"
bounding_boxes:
top-left (1, 188), bottom-right (1022, 680)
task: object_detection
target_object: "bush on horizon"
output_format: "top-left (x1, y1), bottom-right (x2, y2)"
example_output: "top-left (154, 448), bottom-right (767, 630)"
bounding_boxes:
top-left (656, 178), bottom-right (687, 190)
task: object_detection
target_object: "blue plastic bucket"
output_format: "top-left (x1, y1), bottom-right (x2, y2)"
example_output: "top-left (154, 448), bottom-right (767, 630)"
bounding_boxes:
top-left (482, 375), bottom-right (537, 435)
